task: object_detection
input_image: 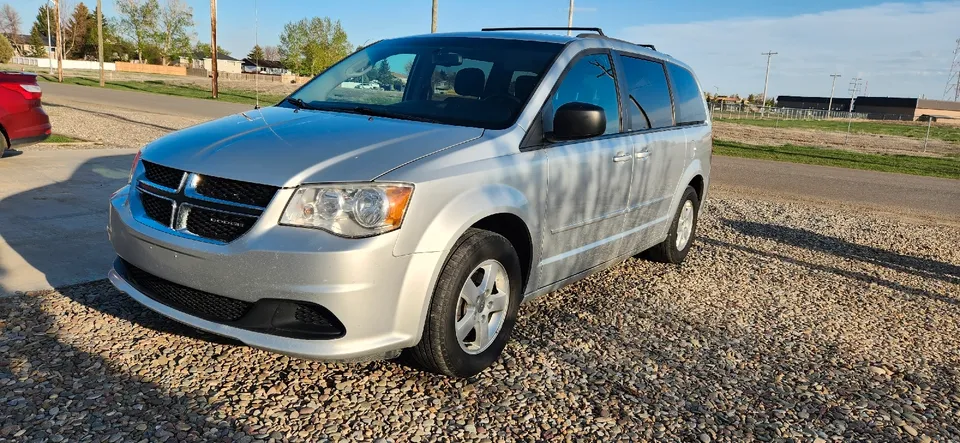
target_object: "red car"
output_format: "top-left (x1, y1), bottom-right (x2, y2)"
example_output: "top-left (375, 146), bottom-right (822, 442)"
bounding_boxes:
top-left (0, 71), bottom-right (51, 153)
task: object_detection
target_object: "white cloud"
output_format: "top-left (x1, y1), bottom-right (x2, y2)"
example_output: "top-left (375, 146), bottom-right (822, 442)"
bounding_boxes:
top-left (617, 2), bottom-right (960, 99)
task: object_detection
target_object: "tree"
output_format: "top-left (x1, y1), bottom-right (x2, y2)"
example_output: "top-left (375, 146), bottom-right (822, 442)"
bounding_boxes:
top-left (116, 0), bottom-right (159, 62)
top-left (0, 34), bottom-right (12, 63)
top-left (376, 58), bottom-right (393, 85)
top-left (29, 28), bottom-right (48, 57)
top-left (247, 44), bottom-right (264, 62)
top-left (0, 4), bottom-right (22, 50)
top-left (262, 44), bottom-right (278, 61)
top-left (193, 41), bottom-right (229, 58)
top-left (279, 17), bottom-right (350, 76)
top-left (63, 2), bottom-right (92, 58)
top-left (30, 5), bottom-right (53, 38)
top-left (154, 0), bottom-right (192, 65)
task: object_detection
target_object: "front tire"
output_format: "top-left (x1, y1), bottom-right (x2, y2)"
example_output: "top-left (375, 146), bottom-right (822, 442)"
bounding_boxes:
top-left (408, 228), bottom-right (522, 377)
top-left (644, 186), bottom-right (700, 264)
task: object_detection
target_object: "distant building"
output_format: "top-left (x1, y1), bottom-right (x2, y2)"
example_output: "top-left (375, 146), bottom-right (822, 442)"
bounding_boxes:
top-left (775, 95), bottom-right (960, 121)
top-left (240, 58), bottom-right (289, 75)
top-left (3, 33), bottom-right (56, 57)
top-left (179, 52), bottom-right (242, 74)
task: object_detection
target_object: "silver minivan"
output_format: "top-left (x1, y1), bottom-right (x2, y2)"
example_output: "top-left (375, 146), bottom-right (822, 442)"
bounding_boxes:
top-left (107, 28), bottom-right (711, 377)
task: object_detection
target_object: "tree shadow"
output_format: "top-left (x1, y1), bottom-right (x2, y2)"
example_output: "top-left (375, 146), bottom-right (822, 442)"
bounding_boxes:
top-left (42, 103), bottom-right (181, 132)
top-left (724, 219), bottom-right (960, 286)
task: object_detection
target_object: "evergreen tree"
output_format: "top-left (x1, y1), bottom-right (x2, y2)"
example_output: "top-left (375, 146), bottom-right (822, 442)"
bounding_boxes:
top-left (247, 44), bottom-right (264, 62)
top-left (29, 28), bottom-right (48, 58)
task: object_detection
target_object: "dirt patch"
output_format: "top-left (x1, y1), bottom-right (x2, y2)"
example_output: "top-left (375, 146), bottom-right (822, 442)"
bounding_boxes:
top-left (714, 121), bottom-right (960, 158)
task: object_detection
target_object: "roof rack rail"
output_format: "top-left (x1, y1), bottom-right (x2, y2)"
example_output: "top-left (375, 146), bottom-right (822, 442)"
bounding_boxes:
top-left (576, 33), bottom-right (657, 51)
top-left (481, 27), bottom-right (605, 36)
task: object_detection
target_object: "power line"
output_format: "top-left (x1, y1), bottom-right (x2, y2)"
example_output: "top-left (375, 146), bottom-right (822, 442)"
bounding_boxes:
top-left (943, 38), bottom-right (960, 101)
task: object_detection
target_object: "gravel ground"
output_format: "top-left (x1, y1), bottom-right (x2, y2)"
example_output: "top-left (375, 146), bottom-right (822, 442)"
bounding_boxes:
top-left (1, 193), bottom-right (959, 442)
top-left (714, 121), bottom-right (960, 158)
top-left (37, 99), bottom-right (204, 149)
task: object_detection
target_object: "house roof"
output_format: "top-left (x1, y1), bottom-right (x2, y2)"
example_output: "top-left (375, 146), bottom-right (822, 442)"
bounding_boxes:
top-left (241, 58), bottom-right (285, 69)
top-left (191, 51), bottom-right (239, 61)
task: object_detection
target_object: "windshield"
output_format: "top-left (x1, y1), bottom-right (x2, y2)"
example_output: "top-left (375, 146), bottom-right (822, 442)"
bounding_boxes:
top-left (284, 37), bottom-right (564, 129)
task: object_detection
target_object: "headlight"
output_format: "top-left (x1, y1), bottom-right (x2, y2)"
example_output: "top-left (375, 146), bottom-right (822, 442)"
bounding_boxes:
top-left (280, 183), bottom-right (414, 237)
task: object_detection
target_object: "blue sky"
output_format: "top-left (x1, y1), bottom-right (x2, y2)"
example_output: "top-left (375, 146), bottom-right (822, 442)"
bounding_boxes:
top-left (14, 0), bottom-right (960, 99)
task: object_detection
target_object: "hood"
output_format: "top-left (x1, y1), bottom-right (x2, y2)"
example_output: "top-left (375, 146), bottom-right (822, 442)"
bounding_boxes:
top-left (141, 106), bottom-right (483, 187)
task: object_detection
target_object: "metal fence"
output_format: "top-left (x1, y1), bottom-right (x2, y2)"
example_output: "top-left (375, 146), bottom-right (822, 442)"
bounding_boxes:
top-left (709, 103), bottom-right (872, 121)
top-left (709, 104), bottom-right (959, 155)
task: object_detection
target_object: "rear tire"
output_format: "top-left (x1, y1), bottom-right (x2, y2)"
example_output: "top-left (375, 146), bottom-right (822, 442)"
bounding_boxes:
top-left (407, 228), bottom-right (522, 378)
top-left (0, 131), bottom-right (8, 158)
top-left (644, 186), bottom-right (700, 264)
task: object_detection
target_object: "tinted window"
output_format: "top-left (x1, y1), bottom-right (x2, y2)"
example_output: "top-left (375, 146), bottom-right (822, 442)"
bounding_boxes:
top-left (619, 56), bottom-right (674, 130)
top-left (667, 63), bottom-right (707, 124)
top-left (545, 53), bottom-right (620, 135)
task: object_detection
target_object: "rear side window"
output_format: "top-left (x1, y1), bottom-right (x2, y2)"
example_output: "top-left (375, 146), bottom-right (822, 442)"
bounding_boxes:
top-left (667, 63), bottom-right (707, 124)
top-left (618, 56), bottom-right (674, 130)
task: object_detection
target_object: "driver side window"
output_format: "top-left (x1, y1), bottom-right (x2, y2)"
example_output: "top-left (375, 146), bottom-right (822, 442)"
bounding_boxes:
top-left (544, 53), bottom-right (621, 136)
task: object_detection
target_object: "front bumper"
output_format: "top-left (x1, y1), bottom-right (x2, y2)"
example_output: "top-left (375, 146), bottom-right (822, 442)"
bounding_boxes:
top-left (107, 185), bottom-right (443, 361)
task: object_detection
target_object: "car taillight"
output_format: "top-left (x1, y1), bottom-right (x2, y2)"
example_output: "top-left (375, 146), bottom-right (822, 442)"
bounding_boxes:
top-left (0, 83), bottom-right (42, 100)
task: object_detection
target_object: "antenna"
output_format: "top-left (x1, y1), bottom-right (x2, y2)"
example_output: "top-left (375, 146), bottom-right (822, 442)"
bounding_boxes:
top-left (944, 38), bottom-right (960, 101)
top-left (254, 0), bottom-right (260, 110)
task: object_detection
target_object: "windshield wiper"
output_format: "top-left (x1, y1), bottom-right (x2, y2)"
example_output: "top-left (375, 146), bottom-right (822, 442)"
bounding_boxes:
top-left (332, 106), bottom-right (443, 124)
top-left (284, 97), bottom-right (323, 112)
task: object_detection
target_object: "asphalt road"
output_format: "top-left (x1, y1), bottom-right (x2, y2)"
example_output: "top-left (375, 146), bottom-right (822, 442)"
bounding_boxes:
top-left (40, 81), bottom-right (253, 119)
top-left (0, 83), bottom-right (956, 293)
top-left (711, 156), bottom-right (960, 223)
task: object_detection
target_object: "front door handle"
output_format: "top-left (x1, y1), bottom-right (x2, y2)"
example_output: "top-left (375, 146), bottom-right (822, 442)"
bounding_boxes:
top-left (613, 153), bottom-right (632, 163)
top-left (635, 151), bottom-right (651, 160)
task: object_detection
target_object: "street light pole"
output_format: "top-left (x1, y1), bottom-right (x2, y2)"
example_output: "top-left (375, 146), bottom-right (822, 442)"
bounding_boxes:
top-left (827, 73), bottom-right (841, 119)
top-left (431, 0), bottom-right (438, 33)
top-left (567, 0), bottom-right (574, 35)
top-left (760, 51), bottom-right (778, 115)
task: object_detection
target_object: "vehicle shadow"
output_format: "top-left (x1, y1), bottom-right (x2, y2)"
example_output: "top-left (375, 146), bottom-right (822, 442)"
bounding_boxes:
top-left (723, 219), bottom-right (960, 287)
top-left (0, 149), bottom-right (23, 158)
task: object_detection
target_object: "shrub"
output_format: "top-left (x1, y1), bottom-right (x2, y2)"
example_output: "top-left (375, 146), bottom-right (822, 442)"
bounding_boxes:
top-left (0, 35), bottom-right (13, 64)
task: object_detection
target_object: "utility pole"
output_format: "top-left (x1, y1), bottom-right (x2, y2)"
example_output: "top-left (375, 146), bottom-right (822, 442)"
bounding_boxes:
top-left (45, 1), bottom-right (53, 75)
top-left (54, 0), bottom-right (62, 82)
top-left (431, 0), bottom-right (438, 33)
top-left (845, 77), bottom-right (862, 143)
top-left (943, 38), bottom-right (960, 101)
top-left (97, 0), bottom-right (104, 87)
top-left (827, 73), bottom-right (841, 118)
top-left (210, 0), bottom-right (218, 98)
top-left (760, 51), bottom-right (777, 115)
top-left (567, 0), bottom-right (574, 35)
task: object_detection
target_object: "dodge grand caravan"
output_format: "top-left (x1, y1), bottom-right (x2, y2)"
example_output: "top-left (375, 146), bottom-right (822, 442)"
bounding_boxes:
top-left (107, 28), bottom-right (711, 377)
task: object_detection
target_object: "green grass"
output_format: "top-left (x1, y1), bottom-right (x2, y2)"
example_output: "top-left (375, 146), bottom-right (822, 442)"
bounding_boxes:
top-left (714, 139), bottom-right (960, 180)
top-left (716, 117), bottom-right (960, 144)
top-left (35, 74), bottom-right (286, 106)
top-left (42, 134), bottom-right (80, 143)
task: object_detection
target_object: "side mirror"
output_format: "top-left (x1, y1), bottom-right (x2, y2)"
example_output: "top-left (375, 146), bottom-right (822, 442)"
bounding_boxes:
top-left (550, 102), bottom-right (606, 141)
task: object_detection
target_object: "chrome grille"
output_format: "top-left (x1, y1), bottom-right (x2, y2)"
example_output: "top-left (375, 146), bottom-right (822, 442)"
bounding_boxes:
top-left (134, 167), bottom-right (278, 243)
top-left (142, 161), bottom-right (186, 190)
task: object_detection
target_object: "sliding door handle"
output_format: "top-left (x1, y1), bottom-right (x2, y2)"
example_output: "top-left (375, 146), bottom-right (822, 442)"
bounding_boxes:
top-left (635, 151), bottom-right (651, 160)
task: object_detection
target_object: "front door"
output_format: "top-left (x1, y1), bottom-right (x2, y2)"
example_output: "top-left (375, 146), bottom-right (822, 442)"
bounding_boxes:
top-left (538, 52), bottom-right (630, 287)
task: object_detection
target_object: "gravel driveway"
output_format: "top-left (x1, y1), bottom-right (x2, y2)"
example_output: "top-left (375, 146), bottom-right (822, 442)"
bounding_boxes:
top-left (1, 193), bottom-right (958, 442)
